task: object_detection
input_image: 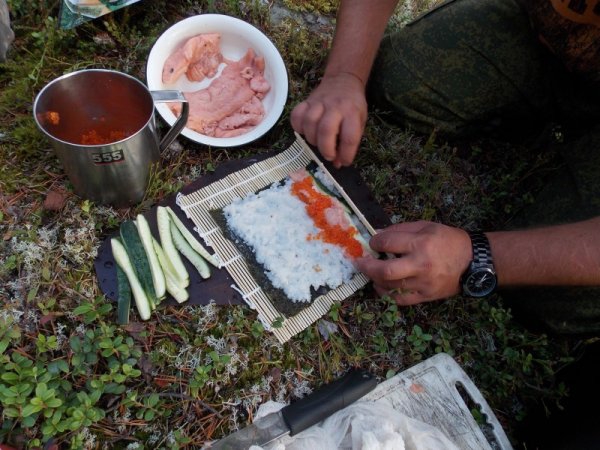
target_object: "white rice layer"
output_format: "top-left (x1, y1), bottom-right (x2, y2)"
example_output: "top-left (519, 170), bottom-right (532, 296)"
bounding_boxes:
top-left (223, 179), bottom-right (357, 303)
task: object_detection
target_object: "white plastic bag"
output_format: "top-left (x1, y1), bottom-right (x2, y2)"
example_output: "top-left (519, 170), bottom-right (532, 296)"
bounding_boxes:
top-left (250, 400), bottom-right (459, 450)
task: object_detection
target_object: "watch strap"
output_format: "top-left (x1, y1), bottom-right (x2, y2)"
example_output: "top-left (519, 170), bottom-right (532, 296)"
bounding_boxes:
top-left (462, 230), bottom-right (497, 297)
top-left (468, 231), bottom-right (494, 268)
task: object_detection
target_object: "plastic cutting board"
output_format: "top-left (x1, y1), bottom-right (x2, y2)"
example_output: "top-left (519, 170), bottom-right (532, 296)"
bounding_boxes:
top-left (361, 353), bottom-right (513, 449)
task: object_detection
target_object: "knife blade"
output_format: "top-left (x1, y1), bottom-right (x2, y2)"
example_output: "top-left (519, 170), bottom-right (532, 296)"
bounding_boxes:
top-left (211, 368), bottom-right (377, 449)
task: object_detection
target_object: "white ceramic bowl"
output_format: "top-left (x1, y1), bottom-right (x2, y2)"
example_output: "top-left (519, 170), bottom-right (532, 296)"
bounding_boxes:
top-left (147, 14), bottom-right (288, 147)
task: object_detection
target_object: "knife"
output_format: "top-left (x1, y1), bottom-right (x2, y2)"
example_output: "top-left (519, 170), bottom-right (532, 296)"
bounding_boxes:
top-left (211, 368), bottom-right (377, 449)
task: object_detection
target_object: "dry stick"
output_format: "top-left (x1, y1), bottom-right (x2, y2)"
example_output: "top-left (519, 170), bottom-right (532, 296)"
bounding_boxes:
top-left (149, 392), bottom-right (223, 417)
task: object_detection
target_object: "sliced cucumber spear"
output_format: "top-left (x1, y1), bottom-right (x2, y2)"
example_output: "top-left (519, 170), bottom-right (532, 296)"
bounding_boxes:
top-left (116, 264), bottom-right (131, 325)
top-left (307, 171), bottom-right (351, 214)
top-left (170, 221), bottom-right (211, 279)
top-left (152, 237), bottom-right (189, 303)
top-left (135, 214), bottom-right (166, 301)
top-left (120, 220), bottom-right (158, 310)
top-left (151, 236), bottom-right (186, 287)
top-left (165, 206), bottom-right (220, 268)
top-left (157, 206), bottom-right (189, 286)
top-left (164, 271), bottom-right (190, 304)
top-left (111, 238), bottom-right (152, 321)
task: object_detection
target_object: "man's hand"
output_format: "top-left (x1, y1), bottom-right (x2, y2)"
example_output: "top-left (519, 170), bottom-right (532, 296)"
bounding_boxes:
top-left (290, 73), bottom-right (367, 169)
top-left (355, 221), bottom-right (472, 305)
top-left (289, 0), bottom-right (399, 167)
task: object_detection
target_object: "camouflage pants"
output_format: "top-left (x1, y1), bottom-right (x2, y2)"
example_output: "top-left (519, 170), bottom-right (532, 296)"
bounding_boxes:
top-left (368, 0), bottom-right (600, 334)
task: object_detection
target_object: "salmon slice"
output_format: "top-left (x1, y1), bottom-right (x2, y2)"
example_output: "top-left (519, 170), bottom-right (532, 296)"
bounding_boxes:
top-left (162, 33), bottom-right (222, 84)
top-left (214, 97), bottom-right (265, 137)
top-left (170, 48), bottom-right (271, 137)
top-left (186, 52), bottom-right (222, 82)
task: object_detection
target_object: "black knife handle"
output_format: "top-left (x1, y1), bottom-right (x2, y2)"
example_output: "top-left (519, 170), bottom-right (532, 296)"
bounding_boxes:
top-left (281, 369), bottom-right (377, 436)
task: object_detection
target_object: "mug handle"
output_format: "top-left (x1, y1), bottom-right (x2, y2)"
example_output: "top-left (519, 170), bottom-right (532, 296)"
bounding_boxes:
top-left (150, 90), bottom-right (189, 153)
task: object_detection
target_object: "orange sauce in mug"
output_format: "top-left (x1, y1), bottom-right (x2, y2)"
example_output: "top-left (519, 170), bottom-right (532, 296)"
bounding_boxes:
top-left (81, 129), bottom-right (130, 145)
top-left (39, 111), bottom-right (132, 145)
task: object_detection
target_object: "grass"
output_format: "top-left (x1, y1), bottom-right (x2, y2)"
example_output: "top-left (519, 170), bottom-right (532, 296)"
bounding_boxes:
top-left (0, 0), bottom-right (582, 448)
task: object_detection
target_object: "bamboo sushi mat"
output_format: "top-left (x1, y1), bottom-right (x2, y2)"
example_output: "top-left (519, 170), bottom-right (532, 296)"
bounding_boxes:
top-left (176, 134), bottom-right (376, 343)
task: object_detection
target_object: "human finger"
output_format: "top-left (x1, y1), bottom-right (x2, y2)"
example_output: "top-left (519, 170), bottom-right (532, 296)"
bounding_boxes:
top-left (290, 101), bottom-right (309, 135)
top-left (372, 276), bottom-right (418, 293)
top-left (355, 255), bottom-right (415, 283)
top-left (301, 102), bottom-right (325, 147)
top-left (334, 113), bottom-right (363, 167)
top-left (316, 110), bottom-right (343, 163)
top-left (368, 230), bottom-right (416, 255)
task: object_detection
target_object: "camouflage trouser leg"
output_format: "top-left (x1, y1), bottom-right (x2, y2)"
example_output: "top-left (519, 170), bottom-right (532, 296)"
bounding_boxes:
top-left (367, 0), bottom-right (600, 334)
top-left (368, 0), bottom-right (556, 138)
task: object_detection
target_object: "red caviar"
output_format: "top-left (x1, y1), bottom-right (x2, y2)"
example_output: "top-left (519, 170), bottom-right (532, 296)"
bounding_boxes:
top-left (291, 176), bottom-right (363, 258)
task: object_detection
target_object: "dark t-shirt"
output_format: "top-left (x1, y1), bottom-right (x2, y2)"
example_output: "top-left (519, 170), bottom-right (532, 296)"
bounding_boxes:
top-left (522, 0), bottom-right (600, 82)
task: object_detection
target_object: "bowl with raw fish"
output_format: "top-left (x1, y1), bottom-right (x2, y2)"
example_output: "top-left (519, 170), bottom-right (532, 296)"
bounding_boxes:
top-left (147, 14), bottom-right (288, 147)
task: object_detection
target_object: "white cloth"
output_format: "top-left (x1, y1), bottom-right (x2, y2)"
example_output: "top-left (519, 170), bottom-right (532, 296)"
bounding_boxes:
top-left (250, 400), bottom-right (459, 450)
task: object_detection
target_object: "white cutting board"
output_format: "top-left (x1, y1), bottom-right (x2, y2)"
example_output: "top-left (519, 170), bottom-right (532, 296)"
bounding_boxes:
top-left (361, 353), bottom-right (513, 450)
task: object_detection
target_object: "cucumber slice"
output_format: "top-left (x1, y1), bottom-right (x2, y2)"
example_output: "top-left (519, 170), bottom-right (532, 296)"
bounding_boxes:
top-left (164, 271), bottom-right (190, 303)
top-left (166, 206), bottom-right (220, 268)
top-left (116, 264), bottom-right (131, 325)
top-left (307, 171), bottom-right (351, 214)
top-left (111, 238), bottom-right (151, 321)
top-left (135, 214), bottom-right (166, 301)
top-left (170, 221), bottom-right (211, 279)
top-left (157, 206), bottom-right (189, 285)
top-left (120, 220), bottom-right (158, 308)
top-left (152, 237), bottom-right (189, 302)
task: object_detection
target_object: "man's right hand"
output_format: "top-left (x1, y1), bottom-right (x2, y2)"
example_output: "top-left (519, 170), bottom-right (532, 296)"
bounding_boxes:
top-left (355, 221), bottom-right (473, 305)
top-left (290, 72), bottom-right (367, 168)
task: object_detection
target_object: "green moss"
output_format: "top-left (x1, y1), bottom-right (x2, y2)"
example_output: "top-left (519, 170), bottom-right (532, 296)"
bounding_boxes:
top-left (282, 0), bottom-right (339, 15)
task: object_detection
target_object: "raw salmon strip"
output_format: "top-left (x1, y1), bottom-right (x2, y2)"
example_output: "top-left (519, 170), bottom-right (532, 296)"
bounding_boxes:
top-left (162, 33), bottom-right (222, 84)
top-left (170, 48), bottom-right (271, 138)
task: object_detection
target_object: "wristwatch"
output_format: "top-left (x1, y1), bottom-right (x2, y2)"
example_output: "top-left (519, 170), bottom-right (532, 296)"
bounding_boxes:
top-left (461, 231), bottom-right (497, 297)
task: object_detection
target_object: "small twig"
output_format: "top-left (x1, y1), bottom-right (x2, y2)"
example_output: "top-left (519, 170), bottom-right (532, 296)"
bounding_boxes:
top-left (140, 391), bottom-right (222, 418)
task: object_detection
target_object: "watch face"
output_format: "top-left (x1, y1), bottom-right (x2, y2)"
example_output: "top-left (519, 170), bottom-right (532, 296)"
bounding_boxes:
top-left (463, 267), bottom-right (497, 297)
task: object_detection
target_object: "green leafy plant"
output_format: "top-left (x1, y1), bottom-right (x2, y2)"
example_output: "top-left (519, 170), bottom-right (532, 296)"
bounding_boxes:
top-left (407, 325), bottom-right (433, 357)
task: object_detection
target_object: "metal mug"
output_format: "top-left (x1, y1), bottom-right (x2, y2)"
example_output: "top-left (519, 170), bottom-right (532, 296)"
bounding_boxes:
top-left (33, 69), bottom-right (189, 206)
